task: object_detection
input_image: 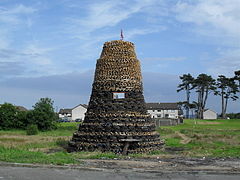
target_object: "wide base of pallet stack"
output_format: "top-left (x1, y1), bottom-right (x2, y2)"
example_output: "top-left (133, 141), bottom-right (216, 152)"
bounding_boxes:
top-left (68, 133), bottom-right (164, 154)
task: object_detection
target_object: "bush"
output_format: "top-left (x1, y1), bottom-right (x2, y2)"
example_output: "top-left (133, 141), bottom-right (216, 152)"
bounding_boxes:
top-left (26, 124), bottom-right (39, 135)
top-left (16, 111), bottom-right (28, 129)
top-left (226, 113), bottom-right (240, 119)
top-left (0, 98), bottom-right (58, 131)
top-left (27, 98), bottom-right (58, 131)
top-left (0, 103), bottom-right (18, 130)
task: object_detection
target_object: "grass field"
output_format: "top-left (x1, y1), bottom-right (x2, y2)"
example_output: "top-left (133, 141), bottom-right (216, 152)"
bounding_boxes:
top-left (0, 119), bottom-right (239, 165)
top-left (0, 122), bottom-right (118, 165)
top-left (158, 119), bottom-right (240, 157)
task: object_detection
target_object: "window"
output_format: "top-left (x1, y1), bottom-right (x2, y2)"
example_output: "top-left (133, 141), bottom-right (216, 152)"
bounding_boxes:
top-left (157, 114), bottom-right (161, 118)
top-left (113, 92), bottom-right (125, 99)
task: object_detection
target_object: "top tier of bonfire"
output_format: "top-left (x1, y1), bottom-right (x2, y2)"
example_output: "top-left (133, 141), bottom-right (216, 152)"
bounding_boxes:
top-left (69, 40), bottom-right (162, 154)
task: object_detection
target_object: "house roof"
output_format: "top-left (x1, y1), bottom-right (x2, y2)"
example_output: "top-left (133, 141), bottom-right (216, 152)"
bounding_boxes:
top-left (72, 104), bottom-right (88, 109)
top-left (146, 103), bottom-right (180, 110)
top-left (15, 106), bottom-right (28, 111)
top-left (204, 109), bottom-right (217, 114)
top-left (0, 104), bottom-right (28, 111)
top-left (59, 104), bottom-right (88, 114)
top-left (81, 104), bottom-right (88, 109)
top-left (59, 109), bottom-right (72, 114)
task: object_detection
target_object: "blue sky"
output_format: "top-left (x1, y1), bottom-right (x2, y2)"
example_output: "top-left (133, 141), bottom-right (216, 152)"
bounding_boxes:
top-left (0, 0), bottom-right (239, 113)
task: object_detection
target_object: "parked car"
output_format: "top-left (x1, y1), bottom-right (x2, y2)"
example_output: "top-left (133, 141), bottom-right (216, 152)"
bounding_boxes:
top-left (75, 118), bottom-right (82, 122)
top-left (57, 119), bottom-right (64, 122)
top-left (57, 118), bottom-right (70, 122)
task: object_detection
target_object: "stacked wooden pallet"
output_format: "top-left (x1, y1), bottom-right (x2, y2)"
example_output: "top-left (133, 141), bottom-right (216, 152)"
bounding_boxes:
top-left (69, 40), bottom-right (163, 154)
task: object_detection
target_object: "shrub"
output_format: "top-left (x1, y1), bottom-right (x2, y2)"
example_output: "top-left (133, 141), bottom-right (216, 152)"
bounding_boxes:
top-left (27, 98), bottom-right (58, 131)
top-left (226, 113), bottom-right (240, 119)
top-left (26, 124), bottom-right (39, 135)
top-left (0, 98), bottom-right (58, 131)
top-left (0, 103), bottom-right (18, 130)
top-left (15, 111), bottom-right (27, 129)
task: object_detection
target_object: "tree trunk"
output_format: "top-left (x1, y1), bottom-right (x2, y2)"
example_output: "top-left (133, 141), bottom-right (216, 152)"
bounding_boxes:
top-left (186, 88), bottom-right (190, 119)
top-left (223, 97), bottom-right (228, 119)
top-left (197, 91), bottom-right (201, 119)
top-left (203, 88), bottom-right (209, 110)
top-left (221, 89), bottom-right (224, 119)
top-left (199, 87), bottom-right (204, 119)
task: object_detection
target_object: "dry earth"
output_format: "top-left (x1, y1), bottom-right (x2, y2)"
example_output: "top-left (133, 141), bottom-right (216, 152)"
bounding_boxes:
top-left (1, 157), bottom-right (240, 174)
top-left (80, 157), bottom-right (240, 173)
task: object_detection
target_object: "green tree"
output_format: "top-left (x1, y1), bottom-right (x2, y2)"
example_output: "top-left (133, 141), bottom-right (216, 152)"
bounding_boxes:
top-left (27, 98), bottom-right (58, 131)
top-left (235, 70), bottom-right (240, 91)
top-left (177, 73), bottom-right (194, 119)
top-left (235, 70), bottom-right (240, 81)
top-left (177, 101), bottom-right (187, 118)
top-left (193, 74), bottom-right (216, 119)
top-left (16, 111), bottom-right (28, 129)
top-left (0, 103), bottom-right (18, 130)
top-left (227, 112), bottom-right (240, 119)
top-left (215, 75), bottom-right (239, 119)
top-left (189, 102), bottom-right (198, 118)
top-left (235, 70), bottom-right (240, 112)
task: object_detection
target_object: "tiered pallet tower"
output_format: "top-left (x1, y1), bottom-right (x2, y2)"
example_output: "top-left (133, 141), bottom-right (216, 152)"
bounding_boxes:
top-left (69, 40), bottom-right (163, 154)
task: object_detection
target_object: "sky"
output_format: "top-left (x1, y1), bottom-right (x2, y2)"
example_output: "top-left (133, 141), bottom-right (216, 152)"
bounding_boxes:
top-left (0, 0), bottom-right (239, 113)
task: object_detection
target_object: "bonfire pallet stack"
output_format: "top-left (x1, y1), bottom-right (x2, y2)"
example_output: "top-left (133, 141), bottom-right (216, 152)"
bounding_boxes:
top-left (69, 40), bottom-right (163, 154)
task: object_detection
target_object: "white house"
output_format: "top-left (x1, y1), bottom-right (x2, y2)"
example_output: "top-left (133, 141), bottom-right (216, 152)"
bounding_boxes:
top-left (72, 104), bottom-right (88, 121)
top-left (203, 109), bottom-right (217, 119)
top-left (59, 109), bottom-right (72, 121)
top-left (146, 103), bottom-right (182, 119)
top-left (59, 104), bottom-right (88, 121)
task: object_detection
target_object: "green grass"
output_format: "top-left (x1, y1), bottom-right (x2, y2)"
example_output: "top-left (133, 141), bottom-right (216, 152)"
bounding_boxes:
top-left (0, 146), bottom-right (77, 165)
top-left (39, 122), bottom-right (79, 136)
top-left (157, 119), bottom-right (240, 157)
top-left (0, 122), bottom-right (121, 164)
top-left (0, 119), bottom-right (240, 165)
top-left (0, 122), bottom-right (79, 136)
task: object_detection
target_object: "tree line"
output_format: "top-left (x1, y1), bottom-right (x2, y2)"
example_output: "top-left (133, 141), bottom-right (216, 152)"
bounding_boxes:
top-left (0, 97), bottom-right (58, 131)
top-left (177, 70), bottom-right (240, 119)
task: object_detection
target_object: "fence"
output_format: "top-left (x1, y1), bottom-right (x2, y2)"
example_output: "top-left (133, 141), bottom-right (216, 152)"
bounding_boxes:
top-left (154, 118), bottom-right (183, 127)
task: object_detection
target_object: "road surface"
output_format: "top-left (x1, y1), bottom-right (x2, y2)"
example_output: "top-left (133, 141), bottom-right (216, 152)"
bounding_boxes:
top-left (0, 166), bottom-right (240, 180)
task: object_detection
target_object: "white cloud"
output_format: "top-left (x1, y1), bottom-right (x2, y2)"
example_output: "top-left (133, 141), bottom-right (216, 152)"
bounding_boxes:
top-left (0, 49), bottom-right (24, 62)
top-left (0, 4), bottom-right (37, 49)
top-left (63, 0), bottom-right (167, 66)
top-left (0, 4), bottom-right (36, 24)
top-left (23, 44), bottom-right (54, 57)
top-left (74, 1), bottom-right (156, 31)
top-left (142, 57), bottom-right (186, 61)
top-left (207, 48), bottom-right (240, 76)
top-left (0, 30), bottom-right (10, 49)
top-left (126, 26), bottom-right (166, 39)
top-left (0, 43), bottom-right (58, 79)
top-left (66, 0), bottom-right (165, 38)
top-left (2, 4), bottom-right (36, 14)
top-left (0, 4), bottom-right (39, 79)
top-left (33, 57), bottom-right (52, 66)
top-left (174, 0), bottom-right (240, 39)
top-left (21, 44), bottom-right (59, 75)
top-left (174, 0), bottom-right (240, 76)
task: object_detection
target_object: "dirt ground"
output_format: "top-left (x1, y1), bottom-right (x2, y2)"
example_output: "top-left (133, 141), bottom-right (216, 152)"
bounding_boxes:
top-left (1, 156), bottom-right (240, 178)
top-left (79, 157), bottom-right (240, 173)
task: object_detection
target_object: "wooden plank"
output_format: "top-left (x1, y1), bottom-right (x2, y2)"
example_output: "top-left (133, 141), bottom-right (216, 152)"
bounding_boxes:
top-left (119, 139), bottom-right (141, 142)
